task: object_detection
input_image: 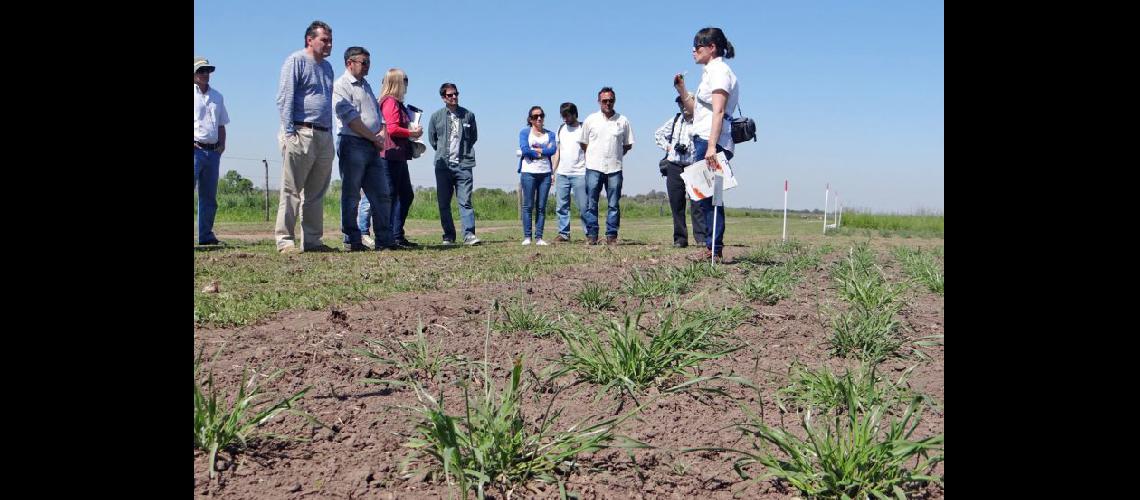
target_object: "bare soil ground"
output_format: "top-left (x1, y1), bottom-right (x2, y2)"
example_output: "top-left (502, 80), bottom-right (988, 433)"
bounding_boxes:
top-left (193, 244), bottom-right (944, 499)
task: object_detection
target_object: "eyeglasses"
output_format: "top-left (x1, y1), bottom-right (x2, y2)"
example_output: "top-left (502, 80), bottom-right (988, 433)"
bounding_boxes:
top-left (530, 114), bottom-right (545, 120)
top-left (350, 58), bottom-right (370, 66)
top-left (600, 99), bottom-right (615, 104)
top-left (195, 68), bottom-right (211, 74)
top-left (444, 92), bottom-right (458, 98)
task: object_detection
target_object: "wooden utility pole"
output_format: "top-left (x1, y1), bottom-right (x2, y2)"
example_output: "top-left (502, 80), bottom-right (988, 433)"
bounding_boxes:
top-left (263, 159), bottom-right (270, 222)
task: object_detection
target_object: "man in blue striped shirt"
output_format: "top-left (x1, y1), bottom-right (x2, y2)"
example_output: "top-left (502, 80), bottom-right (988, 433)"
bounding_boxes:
top-left (274, 20), bottom-right (336, 253)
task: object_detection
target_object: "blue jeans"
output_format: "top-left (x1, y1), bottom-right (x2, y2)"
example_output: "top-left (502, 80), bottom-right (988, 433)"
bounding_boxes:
top-left (584, 170), bottom-right (623, 238)
top-left (435, 161), bottom-right (476, 241)
top-left (338, 136), bottom-right (393, 247)
top-left (555, 174), bottom-right (588, 238)
top-left (520, 172), bottom-right (552, 239)
top-left (386, 159), bottom-right (414, 242)
top-left (358, 195), bottom-right (372, 235)
top-left (194, 148), bottom-right (221, 243)
top-left (691, 137), bottom-right (735, 251)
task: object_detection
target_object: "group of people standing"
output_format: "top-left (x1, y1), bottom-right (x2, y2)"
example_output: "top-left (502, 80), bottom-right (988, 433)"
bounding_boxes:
top-left (194, 21), bottom-right (740, 260)
top-left (515, 87), bottom-right (634, 247)
top-left (511, 26), bottom-right (739, 260)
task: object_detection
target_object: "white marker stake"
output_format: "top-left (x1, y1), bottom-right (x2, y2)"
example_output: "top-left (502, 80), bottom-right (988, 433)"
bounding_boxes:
top-left (782, 180), bottom-right (789, 242)
top-left (836, 195), bottom-right (841, 228)
top-left (834, 192), bottom-right (843, 230)
top-left (823, 183), bottom-right (830, 234)
top-left (711, 175), bottom-right (724, 266)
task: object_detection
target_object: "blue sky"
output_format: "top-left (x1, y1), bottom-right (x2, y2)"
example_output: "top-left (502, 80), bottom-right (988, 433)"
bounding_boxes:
top-left (194, 0), bottom-right (943, 213)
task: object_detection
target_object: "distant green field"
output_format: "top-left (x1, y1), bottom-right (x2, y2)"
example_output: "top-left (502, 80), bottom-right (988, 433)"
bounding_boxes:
top-left (833, 211), bottom-right (944, 237)
top-left (195, 185), bottom-right (806, 223)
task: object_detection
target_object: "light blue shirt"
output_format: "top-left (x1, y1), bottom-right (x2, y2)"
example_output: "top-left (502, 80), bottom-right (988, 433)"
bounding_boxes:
top-left (276, 50), bottom-right (334, 134)
top-left (333, 72), bottom-right (383, 138)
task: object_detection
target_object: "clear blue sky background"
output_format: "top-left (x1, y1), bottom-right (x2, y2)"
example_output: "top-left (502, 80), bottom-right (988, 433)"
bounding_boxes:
top-left (194, 0), bottom-right (943, 213)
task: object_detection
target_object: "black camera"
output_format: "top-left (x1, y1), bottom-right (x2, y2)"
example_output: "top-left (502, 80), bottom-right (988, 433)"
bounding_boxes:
top-left (674, 143), bottom-right (689, 154)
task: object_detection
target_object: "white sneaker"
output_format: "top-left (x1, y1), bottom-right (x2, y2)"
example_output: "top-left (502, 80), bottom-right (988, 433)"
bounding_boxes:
top-left (535, 239), bottom-right (549, 246)
top-left (464, 234), bottom-right (481, 246)
top-left (521, 238), bottom-right (531, 246)
top-left (362, 235), bottom-right (375, 247)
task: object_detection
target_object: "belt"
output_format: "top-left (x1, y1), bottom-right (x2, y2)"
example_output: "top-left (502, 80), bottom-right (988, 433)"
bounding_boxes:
top-left (194, 141), bottom-right (218, 151)
top-left (294, 121), bottom-right (330, 132)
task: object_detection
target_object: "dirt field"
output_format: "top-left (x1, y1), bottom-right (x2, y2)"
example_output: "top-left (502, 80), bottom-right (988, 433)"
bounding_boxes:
top-left (193, 228), bottom-right (943, 499)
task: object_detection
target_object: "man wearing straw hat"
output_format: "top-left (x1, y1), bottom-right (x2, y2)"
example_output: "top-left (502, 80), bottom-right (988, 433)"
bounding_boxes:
top-left (194, 56), bottom-right (229, 246)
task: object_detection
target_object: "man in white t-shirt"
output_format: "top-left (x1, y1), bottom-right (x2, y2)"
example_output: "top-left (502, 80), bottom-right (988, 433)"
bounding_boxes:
top-left (578, 87), bottom-right (634, 245)
top-left (550, 102), bottom-right (588, 242)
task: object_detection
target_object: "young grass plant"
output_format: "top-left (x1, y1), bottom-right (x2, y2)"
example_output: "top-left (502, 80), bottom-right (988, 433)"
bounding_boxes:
top-left (674, 261), bottom-right (728, 282)
top-left (494, 299), bottom-right (560, 337)
top-left (689, 391), bottom-right (943, 499)
top-left (736, 244), bottom-right (780, 266)
top-left (684, 305), bottom-right (753, 332)
top-left (359, 321), bottom-right (463, 384)
top-left (551, 309), bottom-right (742, 397)
top-left (832, 250), bottom-right (905, 312)
top-left (736, 265), bottom-right (798, 304)
top-left (193, 348), bottom-right (314, 478)
top-left (785, 248), bottom-right (822, 272)
top-left (401, 323), bottom-right (647, 499)
top-left (575, 282), bottom-right (617, 311)
top-left (775, 361), bottom-right (919, 415)
top-left (623, 267), bottom-right (690, 299)
top-left (893, 246), bottom-right (945, 295)
top-left (829, 308), bottom-right (904, 363)
top-left (773, 238), bottom-right (806, 256)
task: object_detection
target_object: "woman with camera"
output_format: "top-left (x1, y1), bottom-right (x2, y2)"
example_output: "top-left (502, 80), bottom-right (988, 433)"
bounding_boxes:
top-left (674, 27), bottom-right (738, 261)
top-left (653, 96), bottom-right (705, 248)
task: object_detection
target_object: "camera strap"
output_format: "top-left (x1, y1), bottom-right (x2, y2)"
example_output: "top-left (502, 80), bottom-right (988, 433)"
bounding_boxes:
top-left (661, 112), bottom-right (682, 164)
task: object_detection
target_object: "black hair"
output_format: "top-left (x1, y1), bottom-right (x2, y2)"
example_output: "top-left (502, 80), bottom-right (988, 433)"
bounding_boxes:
top-left (305, 20), bottom-right (332, 43)
top-left (693, 27), bottom-right (735, 59)
top-left (343, 46), bottom-right (368, 66)
top-left (527, 106), bottom-right (545, 127)
top-left (559, 102), bottom-right (578, 118)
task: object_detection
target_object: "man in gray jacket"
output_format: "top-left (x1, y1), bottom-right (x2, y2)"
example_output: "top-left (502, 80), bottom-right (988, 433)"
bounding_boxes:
top-left (427, 82), bottom-right (480, 245)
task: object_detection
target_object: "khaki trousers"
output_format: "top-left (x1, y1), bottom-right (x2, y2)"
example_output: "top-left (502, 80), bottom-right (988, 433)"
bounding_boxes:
top-left (275, 127), bottom-right (335, 250)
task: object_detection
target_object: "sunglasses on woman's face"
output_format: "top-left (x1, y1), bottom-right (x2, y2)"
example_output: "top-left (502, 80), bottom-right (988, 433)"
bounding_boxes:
top-left (531, 114), bottom-right (545, 120)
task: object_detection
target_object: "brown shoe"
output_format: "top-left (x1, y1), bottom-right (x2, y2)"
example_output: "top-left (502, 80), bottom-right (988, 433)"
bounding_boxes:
top-left (555, 234), bottom-right (570, 242)
top-left (304, 243), bottom-right (337, 253)
top-left (586, 236), bottom-right (599, 246)
top-left (606, 235), bottom-right (618, 246)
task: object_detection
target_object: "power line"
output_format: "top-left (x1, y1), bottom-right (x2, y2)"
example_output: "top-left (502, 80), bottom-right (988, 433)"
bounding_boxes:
top-left (225, 155), bottom-right (281, 163)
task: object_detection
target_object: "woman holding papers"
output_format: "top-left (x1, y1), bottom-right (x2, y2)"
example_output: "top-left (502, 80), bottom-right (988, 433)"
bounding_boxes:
top-left (674, 27), bottom-right (738, 261)
top-left (517, 106), bottom-right (557, 246)
top-left (379, 68), bottom-right (423, 248)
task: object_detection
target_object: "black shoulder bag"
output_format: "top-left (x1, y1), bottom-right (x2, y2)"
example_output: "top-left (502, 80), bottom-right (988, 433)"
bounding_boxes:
top-left (729, 103), bottom-right (757, 144)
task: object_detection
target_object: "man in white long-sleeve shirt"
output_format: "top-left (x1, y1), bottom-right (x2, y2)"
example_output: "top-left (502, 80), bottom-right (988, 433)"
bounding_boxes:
top-left (653, 96), bottom-right (705, 247)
